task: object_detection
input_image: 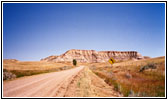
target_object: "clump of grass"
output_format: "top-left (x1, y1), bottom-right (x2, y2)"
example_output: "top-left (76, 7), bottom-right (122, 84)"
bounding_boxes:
top-left (139, 63), bottom-right (157, 72)
top-left (3, 69), bottom-right (16, 80)
top-left (93, 71), bottom-right (119, 91)
top-left (94, 71), bottom-right (107, 79)
top-left (3, 69), bottom-right (8, 72)
top-left (118, 83), bottom-right (132, 97)
top-left (77, 82), bottom-right (81, 87)
top-left (105, 78), bottom-right (119, 91)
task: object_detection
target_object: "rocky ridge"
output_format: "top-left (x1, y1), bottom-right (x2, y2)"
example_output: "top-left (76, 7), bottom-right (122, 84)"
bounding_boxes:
top-left (41, 49), bottom-right (144, 63)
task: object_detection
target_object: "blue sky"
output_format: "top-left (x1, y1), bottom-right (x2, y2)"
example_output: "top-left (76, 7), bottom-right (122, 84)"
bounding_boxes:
top-left (3, 3), bottom-right (165, 61)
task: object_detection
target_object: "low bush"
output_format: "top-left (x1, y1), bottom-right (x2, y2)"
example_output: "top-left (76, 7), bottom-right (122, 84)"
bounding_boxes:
top-left (73, 59), bottom-right (77, 66)
top-left (139, 63), bottom-right (157, 72)
top-left (3, 69), bottom-right (16, 80)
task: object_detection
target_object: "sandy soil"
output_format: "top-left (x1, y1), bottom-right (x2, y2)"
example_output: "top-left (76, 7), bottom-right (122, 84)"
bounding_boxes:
top-left (3, 66), bottom-right (84, 97)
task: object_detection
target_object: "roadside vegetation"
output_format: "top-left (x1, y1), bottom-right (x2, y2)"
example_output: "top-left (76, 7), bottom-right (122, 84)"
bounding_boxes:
top-left (73, 59), bottom-right (77, 66)
top-left (89, 56), bottom-right (165, 97)
top-left (3, 60), bottom-right (77, 80)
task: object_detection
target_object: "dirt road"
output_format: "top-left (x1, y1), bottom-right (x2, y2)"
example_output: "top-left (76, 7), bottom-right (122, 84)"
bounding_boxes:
top-left (3, 66), bottom-right (84, 97)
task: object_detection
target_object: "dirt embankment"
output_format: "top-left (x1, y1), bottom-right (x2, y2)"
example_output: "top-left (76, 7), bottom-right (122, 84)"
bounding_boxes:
top-left (65, 67), bottom-right (122, 97)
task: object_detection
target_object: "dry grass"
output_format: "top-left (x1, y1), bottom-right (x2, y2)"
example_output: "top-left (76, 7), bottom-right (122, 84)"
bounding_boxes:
top-left (3, 60), bottom-right (76, 78)
top-left (88, 56), bottom-right (165, 97)
top-left (3, 57), bottom-right (165, 97)
top-left (69, 67), bottom-right (122, 97)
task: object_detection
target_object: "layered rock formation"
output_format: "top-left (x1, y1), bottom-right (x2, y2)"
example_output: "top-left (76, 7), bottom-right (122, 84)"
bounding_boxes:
top-left (41, 49), bottom-right (143, 63)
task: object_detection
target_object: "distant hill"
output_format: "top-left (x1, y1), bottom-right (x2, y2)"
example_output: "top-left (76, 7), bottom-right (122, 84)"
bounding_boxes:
top-left (41, 49), bottom-right (144, 63)
top-left (3, 59), bottom-right (19, 63)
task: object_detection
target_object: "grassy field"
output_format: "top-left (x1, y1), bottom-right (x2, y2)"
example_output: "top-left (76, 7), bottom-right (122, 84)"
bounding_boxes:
top-left (3, 59), bottom-right (76, 78)
top-left (88, 56), bottom-right (165, 97)
top-left (3, 57), bottom-right (165, 97)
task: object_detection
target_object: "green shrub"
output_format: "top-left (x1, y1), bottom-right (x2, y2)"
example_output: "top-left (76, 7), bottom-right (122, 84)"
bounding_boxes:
top-left (73, 59), bottom-right (77, 66)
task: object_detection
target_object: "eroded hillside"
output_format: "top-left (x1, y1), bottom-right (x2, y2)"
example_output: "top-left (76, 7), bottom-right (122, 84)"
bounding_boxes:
top-left (41, 49), bottom-right (144, 63)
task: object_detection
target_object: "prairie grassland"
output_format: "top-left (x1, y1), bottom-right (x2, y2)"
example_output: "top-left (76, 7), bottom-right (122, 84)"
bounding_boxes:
top-left (88, 56), bottom-right (165, 97)
top-left (3, 60), bottom-right (75, 78)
